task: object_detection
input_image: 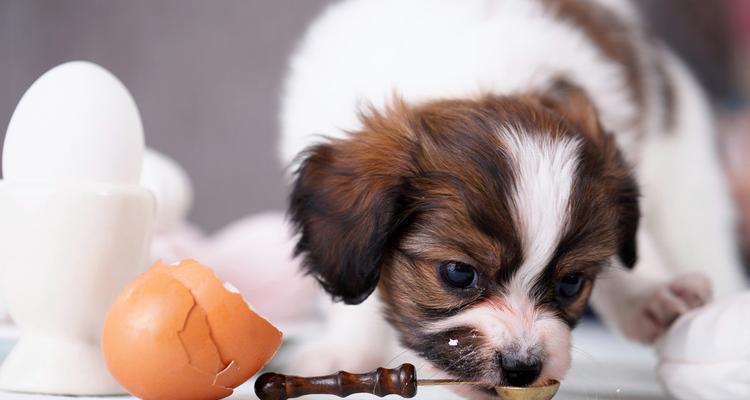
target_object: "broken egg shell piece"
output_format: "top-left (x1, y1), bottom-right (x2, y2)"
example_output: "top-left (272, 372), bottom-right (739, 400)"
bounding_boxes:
top-left (154, 259), bottom-right (283, 387)
top-left (102, 260), bottom-right (282, 400)
top-left (102, 269), bottom-right (231, 400)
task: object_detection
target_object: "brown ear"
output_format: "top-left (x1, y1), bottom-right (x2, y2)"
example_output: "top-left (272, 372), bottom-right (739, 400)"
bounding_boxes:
top-left (537, 79), bottom-right (606, 146)
top-left (613, 165), bottom-right (640, 269)
top-left (288, 107), bottom-right (414, 304)
top-left (538, 80), bottom-right (640, 269)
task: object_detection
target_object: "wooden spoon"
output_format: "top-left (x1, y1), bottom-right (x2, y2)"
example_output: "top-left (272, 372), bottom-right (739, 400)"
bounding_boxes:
top-left (254, 363), bottom-right (560, 400)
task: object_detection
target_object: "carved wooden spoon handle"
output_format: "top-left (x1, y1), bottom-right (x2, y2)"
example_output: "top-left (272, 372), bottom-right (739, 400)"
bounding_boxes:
top-left (254, 363), bottom-right (418, 400)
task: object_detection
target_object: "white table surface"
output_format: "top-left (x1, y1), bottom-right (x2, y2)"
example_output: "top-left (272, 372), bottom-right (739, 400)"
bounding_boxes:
top-left (0, 320), bottom-right (668, 400)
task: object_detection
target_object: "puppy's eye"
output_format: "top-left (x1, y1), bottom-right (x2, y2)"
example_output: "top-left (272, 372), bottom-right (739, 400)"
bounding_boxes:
top-left (555, 273), bottom-right (584, 299)
top-left (439, 261), bottom-right (478, 289)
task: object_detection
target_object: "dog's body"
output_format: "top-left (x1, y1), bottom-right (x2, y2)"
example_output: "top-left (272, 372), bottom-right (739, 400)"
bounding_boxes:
top-left (279, 0), bottom-right (747, 395)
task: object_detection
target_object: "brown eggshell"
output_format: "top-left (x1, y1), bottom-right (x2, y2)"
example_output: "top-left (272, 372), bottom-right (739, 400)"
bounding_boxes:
top-left (102, 260), bottom-right (282, 400)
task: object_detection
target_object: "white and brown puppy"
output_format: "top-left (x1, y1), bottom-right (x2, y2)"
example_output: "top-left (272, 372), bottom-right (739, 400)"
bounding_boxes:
top-left (279, 0), bottom-right (748, 394)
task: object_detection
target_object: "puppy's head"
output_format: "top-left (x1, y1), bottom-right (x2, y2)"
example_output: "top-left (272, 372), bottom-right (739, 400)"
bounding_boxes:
top-left (289, 83), bottom-right (639, 391)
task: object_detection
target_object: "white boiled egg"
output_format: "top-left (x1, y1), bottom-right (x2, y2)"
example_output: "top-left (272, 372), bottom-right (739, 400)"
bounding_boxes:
top-left (2, 61), bottom-right (144, 184)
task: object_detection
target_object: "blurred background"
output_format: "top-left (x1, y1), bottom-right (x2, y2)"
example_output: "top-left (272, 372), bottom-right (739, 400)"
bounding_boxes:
top-left (0, 0), bottom-right (329, 232)
top-left (2, 0), bottom-right (750, 246)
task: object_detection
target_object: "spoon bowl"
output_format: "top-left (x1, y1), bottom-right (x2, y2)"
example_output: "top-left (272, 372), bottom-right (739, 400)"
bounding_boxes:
top-left (494, 380), bottom-right (560, 400)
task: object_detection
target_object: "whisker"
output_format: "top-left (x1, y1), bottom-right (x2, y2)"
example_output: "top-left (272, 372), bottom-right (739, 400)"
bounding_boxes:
top-left (384, 348), bottom-right (411, 367)
top-left (568, 345), bottom-right (607, 400)
top-left (422, 345), bottom-right (481, 380)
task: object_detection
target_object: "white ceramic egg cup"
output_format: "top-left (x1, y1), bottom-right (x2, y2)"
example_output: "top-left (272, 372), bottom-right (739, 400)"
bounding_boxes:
top-left (0, 181), bottom-right (154, 395)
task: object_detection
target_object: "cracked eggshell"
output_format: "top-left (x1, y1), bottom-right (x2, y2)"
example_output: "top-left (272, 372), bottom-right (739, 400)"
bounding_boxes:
top-left (101, 259), bottom-right (282, 400)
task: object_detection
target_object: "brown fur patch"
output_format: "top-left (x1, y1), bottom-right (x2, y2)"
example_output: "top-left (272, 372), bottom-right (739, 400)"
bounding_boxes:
top-left (542, 0), bottom-right (645, 128)
top-left (535, 79), bottom-right (640, 269)
top-left (534, 79), bottom-right (607, 145)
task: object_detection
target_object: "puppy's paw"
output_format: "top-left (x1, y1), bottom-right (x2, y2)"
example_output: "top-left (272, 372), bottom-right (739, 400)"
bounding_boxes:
top-left (666, 273), bottom-right (712, 308)
top-left (623, 273), bottom-right (712, 344)
top-left (284, 338), bottom-right (387, 376)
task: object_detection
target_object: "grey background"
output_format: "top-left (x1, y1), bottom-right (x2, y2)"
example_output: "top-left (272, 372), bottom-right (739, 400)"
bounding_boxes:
top-left (0, 0), bottom-right (735, 232)
top-left (0, 0), bottom-right (331, 232)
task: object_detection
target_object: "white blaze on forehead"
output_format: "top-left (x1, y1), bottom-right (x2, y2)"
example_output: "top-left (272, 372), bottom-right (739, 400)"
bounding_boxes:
top-left (502, 131), bottom-right (581, 293)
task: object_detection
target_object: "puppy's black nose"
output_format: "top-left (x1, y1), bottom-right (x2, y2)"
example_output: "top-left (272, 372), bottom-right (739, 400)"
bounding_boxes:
top-left (499, 357), bottom-right (542, 387)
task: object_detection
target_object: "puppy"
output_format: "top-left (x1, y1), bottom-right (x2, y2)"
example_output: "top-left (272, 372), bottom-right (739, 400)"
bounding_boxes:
top-left (279, 0), bottom-right (748, 395)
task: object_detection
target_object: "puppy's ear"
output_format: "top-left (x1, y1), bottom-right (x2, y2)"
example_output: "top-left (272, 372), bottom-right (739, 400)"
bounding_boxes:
top-left (289, 107), bottom-right (413, 304)
top-left (537, 79), bottom-right (606, 145)
top-left (614, 170), bottom-right (639, 269)
top-left (538, 79), bottom-right (640, 269)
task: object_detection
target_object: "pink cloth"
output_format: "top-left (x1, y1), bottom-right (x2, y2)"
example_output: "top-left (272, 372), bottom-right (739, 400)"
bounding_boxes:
top-left (149, 212), bottom-right (320, 326)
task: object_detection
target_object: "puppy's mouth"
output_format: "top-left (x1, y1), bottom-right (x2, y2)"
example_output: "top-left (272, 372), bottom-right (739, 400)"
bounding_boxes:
top-left (480, 385), bottom-right (500, 396)
top-left (411, 328), bottom-right (550, 390)
top-left (411, 327), bottom-right (488, 376)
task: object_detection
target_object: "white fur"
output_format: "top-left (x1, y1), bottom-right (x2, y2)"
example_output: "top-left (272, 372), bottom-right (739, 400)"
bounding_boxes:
top-left (280, 0), bottom-right (638, 168)
top-left (279, 0), bottom-right (748, 384)
top-left (503, 132), bottom-right (580, 295)
top-left (636, 50), bottom-right (748, 295)
top-left (592, 48), bottom-right (749, 339)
